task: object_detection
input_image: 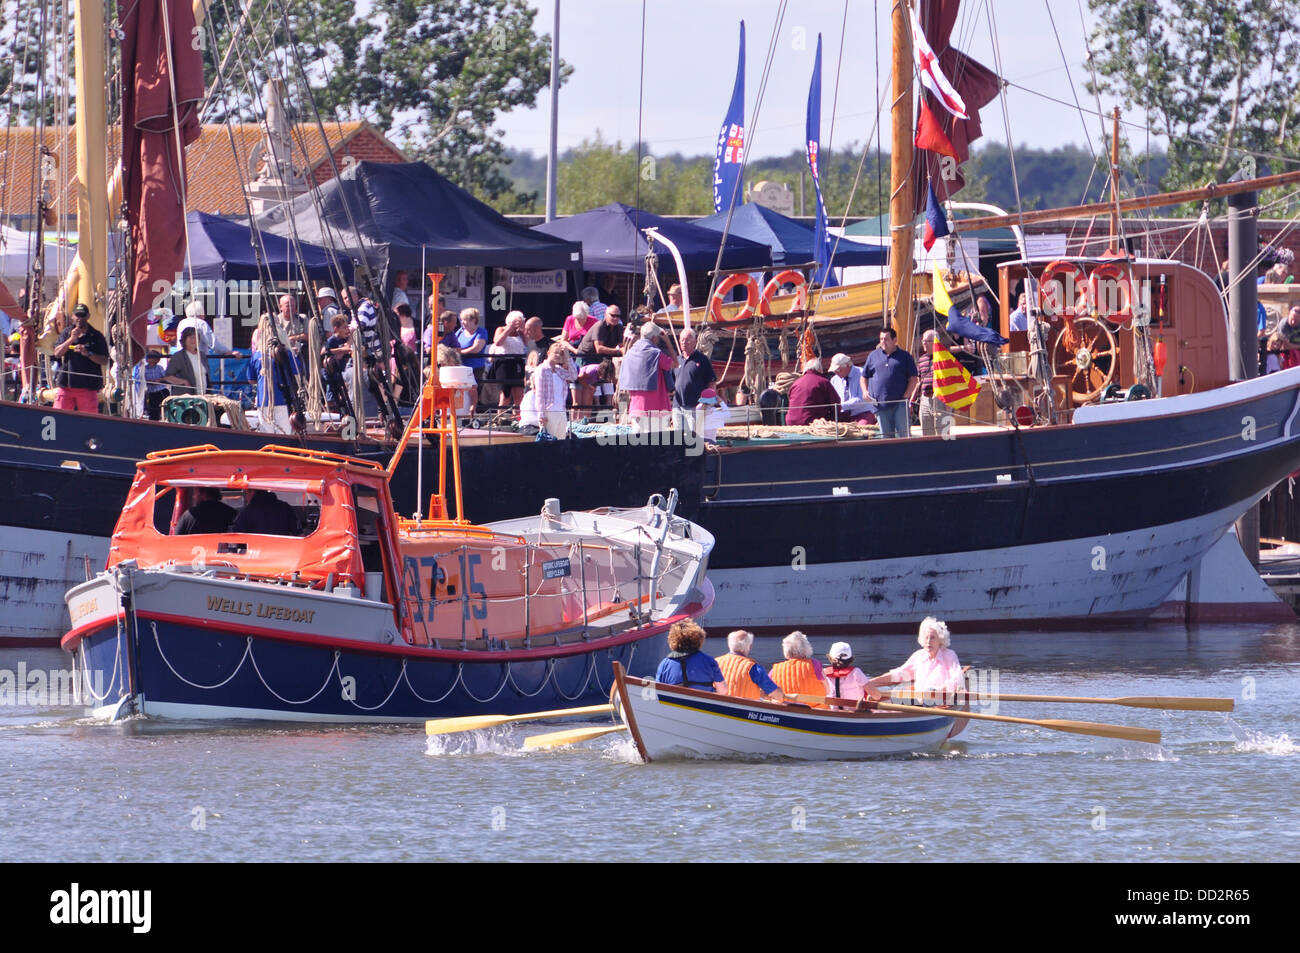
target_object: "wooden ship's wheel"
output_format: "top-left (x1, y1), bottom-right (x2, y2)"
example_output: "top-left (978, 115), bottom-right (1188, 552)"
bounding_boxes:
top-left (1051, 316), bottom-right (1117, 404)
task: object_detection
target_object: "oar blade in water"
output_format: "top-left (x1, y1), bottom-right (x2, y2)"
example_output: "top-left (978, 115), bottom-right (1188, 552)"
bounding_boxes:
top-left (523, 724), bottom-right (627, 750)
top-left (426, 704), bottom-right (613, 735)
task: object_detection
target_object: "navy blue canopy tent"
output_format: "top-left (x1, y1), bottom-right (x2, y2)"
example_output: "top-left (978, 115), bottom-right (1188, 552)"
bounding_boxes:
top-left (532, 202), bottom-right (771, 274)
top-left (185, 210), bottom-right (351, 283)
top-left (256, 161), bottom-right (583, 282)
top-left (692, 203), bottom-right (888, 267)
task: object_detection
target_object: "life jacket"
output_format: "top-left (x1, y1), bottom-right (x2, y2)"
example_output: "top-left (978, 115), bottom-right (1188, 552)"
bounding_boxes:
top-left (824, 664), bottom-right (864, 707)
top-left (770, 658), bottom-right (824, 700)
top-left (667, 650), bottom-right (716, 691)
top-left (716, 653), bottom-right (762, 700)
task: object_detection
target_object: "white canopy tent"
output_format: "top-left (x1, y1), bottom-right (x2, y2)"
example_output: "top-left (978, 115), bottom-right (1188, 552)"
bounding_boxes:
top-left (0, 224), bottom-right (72, 281)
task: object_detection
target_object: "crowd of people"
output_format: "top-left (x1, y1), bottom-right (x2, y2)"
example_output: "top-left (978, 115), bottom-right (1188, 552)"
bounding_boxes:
top-left (4, 272), bottom-right (1010, 446)
top-left (784, 327), bottom-right (922, 437)
top-left (654, 616), bottom-right (966, 705)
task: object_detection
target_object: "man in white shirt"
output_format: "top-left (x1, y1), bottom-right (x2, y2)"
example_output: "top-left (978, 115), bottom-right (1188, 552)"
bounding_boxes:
top-left (1008, 292), bottom-right (1030, 332)
top-left (828, 352), bottom-right (875, 421)
top-left (390, 271), bottom-right (411, 311)
top-left (317, 287), bottom-right (341, 322)
top-left (176, 300), bottom-right (217, 359)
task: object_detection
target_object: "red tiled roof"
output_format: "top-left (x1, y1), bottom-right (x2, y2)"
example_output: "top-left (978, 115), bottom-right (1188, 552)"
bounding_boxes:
top-left (0, 121), bottom-right (407, 224)
top-left (187, 120), bottom-right (408, 214)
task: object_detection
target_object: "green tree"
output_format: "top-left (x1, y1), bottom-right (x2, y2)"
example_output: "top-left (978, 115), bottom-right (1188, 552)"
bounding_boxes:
top-left (0, 0), bottom-right (77, 126)
top-left (1087, 0), bottom-right (1300, 205)
top-left (556, 135), bottom-right (638, 214)
top-left (555, 137), bottom-right (717, 215)
top-left (200, 0), bottom-right (560, 205)
top-left (313, 0), bottom-right (561, 204)
top-left (745, 146), bottom-right (890, 220)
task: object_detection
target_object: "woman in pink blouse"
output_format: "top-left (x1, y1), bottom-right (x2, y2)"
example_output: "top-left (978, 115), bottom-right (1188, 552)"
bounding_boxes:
top-left (561, 301), bottom-right (596, 349)
top-left (867, 617), bottom-right (965, 696)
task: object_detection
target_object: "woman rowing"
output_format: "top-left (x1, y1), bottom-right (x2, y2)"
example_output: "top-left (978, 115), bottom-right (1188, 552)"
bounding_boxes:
top-left (866, 617), bottom-right (966, 700)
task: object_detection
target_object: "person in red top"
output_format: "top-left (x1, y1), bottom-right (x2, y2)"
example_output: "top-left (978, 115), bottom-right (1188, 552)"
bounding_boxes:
top-left (618, 322), bottom-right (675, 418)
top-left (785, 357), bottom-right (842, 425)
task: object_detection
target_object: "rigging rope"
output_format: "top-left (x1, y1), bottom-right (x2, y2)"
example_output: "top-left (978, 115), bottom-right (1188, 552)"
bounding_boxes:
top-left (704, 0), bottom-right (789, 301)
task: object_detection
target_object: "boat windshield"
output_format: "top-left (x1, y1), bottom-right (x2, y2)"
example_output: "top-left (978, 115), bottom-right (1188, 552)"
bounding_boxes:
top-left (155, 482), bottom-right (323, 538)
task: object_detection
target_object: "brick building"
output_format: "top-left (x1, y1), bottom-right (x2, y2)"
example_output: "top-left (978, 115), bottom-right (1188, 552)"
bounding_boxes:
top-left (0, 120), bottom-right (407, 228)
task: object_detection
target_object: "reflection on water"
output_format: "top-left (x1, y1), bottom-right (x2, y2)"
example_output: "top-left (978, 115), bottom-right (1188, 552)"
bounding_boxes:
top-left (1, 624), bottom-right (1297, 862)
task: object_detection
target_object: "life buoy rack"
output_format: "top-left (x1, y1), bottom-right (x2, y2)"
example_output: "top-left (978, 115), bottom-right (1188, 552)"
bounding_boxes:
top-left (1088, 261), bottom-right (1135, 325)
top-left (708, 274), bottom-right (761, 325)
top-left (1038, 260), bottom-right (1090, 317)
top-left (1040, 259), bottom-right (1141, 324)
top-left (709, 269), bottom-right (810, 328)
top-left (759, 270), bottom-right (808, 317)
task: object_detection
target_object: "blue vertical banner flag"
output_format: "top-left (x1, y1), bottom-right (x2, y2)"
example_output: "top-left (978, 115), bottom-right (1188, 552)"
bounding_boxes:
top-left (805, 34), bottom-right (835, 287)
top-left (712, 21), bottom-right (746, 214)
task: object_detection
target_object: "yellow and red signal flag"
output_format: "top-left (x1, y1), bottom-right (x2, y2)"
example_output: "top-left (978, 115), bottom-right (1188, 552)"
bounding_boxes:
top-left (932, 340), bottom-right (979, 410)
top-left (929, 267), bottom-right (979, 409)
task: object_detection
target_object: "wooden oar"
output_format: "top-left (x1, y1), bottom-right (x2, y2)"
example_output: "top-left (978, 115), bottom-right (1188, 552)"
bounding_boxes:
top-left (425, 703), bottom-right (614, 735)
top-left (787, 694), bottom-right (1160, 744)
top-left (523, 724), bottom-right (627, 750)
top-left (886, 690), bottom-right (1234, 712)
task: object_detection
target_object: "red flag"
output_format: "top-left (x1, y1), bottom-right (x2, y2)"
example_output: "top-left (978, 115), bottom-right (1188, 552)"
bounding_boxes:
top-left (915, 100), bottom-right (958, 161)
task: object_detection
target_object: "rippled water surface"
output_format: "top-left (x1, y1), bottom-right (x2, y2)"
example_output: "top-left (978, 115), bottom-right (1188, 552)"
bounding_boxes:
top-left (3, 625), bottom-right (1297, 862)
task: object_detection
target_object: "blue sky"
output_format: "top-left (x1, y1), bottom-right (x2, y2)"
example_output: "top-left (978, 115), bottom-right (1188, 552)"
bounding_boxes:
top-left (495, 0), bottom-right (1128, 160)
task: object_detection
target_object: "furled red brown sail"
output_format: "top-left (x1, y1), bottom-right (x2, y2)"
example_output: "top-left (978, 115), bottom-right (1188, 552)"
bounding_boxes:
top-left (120, 0), bottom-right (205, 352)
top-left (913, 0), bottom-right (1001, 212)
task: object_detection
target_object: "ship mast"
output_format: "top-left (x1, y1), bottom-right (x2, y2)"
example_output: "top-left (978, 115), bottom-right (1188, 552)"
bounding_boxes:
top-left (72, 0), bottom-right (109, 330)
top-left (58, 0), bottom-right (211, 333)
top-left (887, 0), bottom-right (915, 347)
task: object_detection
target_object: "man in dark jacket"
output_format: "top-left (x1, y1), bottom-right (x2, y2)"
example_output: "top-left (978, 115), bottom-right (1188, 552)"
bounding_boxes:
top-left (232, 489), bottom-right (298, 536)
top-left (176, 488), bottom-right (238, 535)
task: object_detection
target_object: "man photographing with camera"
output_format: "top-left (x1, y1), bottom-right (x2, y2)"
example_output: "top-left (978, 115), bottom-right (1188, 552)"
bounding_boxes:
top-left (51, 302), bottom-right (108, 413)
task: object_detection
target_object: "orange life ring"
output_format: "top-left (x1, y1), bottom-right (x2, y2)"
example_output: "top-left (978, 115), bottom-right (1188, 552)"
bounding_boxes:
top-left (758, 269), bottom-right (809, 328)
top-left (708, 274), bottom-right (761, 325)
top-left (1038, 260), bottom-right (1089, 318)
top-left (758, 270), bottom-right (807, 315)
top-left (1088, 262), bottom-right (1134, 324)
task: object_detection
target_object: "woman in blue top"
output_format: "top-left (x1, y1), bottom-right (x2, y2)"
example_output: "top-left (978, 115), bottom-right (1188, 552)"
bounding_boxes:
top-left (454, 308), bottom-right (489, 383)
top-left (655, 619), bottom-right (727, 692)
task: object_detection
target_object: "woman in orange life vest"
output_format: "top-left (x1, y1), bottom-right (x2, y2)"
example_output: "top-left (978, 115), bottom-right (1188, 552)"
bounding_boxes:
top-left (714, 630), bottom-right (785, 702)
top-left (654, 619), bottom-right (727, 692)
top-left (769, 631), bottom-right (827, 700)
top-left (823, 642), bottom-right (882, 709)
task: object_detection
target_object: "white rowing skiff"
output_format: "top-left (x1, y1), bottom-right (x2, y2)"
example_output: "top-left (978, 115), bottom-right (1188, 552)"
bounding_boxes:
top-left (611, 662), bottom-right (965, 761)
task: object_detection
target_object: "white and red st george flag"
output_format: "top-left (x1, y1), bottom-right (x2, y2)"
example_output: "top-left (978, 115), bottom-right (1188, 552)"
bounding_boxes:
top-left (908, 4), bottom-right (967, 120)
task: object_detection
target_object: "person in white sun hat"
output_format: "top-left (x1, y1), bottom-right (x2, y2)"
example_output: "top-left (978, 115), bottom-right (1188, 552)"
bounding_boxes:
top-left (823, 641), bottom-right (880, 708)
